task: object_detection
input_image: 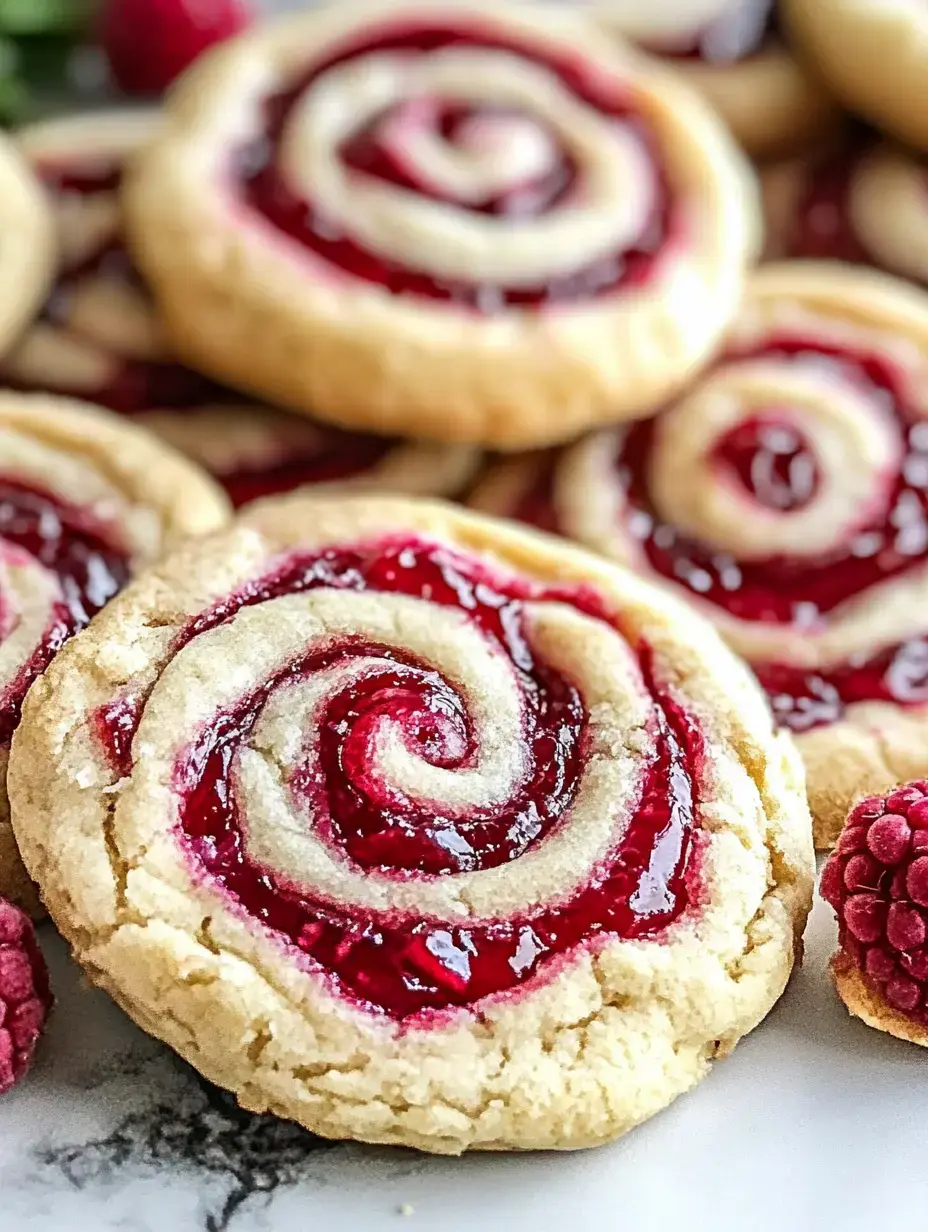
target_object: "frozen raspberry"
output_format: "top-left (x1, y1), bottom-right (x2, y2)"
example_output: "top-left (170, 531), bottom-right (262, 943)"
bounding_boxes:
top-left (821, 780), bottom-right (928, 1023)
top-left (0, 898), bottom-right (52, 1096)
top-left (100, 0), bottom-right (254, 96)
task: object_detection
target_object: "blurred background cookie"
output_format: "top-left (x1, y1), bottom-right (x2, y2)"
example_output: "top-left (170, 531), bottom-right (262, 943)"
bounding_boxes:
top-left (125, 1), bottom-right (761, 450)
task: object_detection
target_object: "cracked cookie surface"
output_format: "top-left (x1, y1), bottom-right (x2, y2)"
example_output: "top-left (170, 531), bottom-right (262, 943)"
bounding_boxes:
top-left (0, 392), bottom-right (230, 916)
top-left (9, 494), bottom-right (812, 1153)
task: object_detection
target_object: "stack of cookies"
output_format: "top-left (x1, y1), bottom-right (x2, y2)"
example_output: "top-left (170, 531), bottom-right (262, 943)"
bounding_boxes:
top-left (1, 0), bottom-right (928, 1151)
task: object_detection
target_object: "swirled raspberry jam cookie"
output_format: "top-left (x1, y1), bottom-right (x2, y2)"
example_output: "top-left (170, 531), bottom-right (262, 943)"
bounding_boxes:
top-left (3, 111), bottom-right (479, 505)
top-left (588, 0), bottom-right (838, 157)
top-left (125, 2), bottom-right (760, 451)
top-left (821, 782), bottom-right (928, 1046)
top-left (784, 0), bottom-right (928, 153)
top-left (8, 496), bottom-right (812, 1153)
top-left (762, 139), bottom-right (928, 286)
top-left (471, 263), bottom-right (928, 850)
top-left (0, 133), bottom-right (54, 358)
top-left (0, 393), bottom-right (230, 917)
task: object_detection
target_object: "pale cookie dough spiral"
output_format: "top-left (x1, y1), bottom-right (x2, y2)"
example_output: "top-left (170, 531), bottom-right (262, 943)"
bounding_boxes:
top-left (0, 393), bottom-right (229, 918)
top-left (125, 0), bottom-right (760, 449)
top-left (8, 496), bottom-right (812, 1154)
top-left (472, 265), bottom-right (928, 849)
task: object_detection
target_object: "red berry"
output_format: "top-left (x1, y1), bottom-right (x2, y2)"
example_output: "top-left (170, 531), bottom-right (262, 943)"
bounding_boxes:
top-left (908, 857), bottom-right (928, 907)
top-left (0, 898), bottom-right (51, 1096)
top-left (866, 814), bottom-right (911, 865)
top-left (822, 782), bottom-right (928, 1026)
top-left (843, 852), bottom-right (880, 891)
top-left (886, 902), bottom-right (927, 951)
top-left (844, 894), bottom-right (886, 943)
top-left (100, 0), bottom-right (253, 96)
top-left (886, 976), bottom-right (921, 1014)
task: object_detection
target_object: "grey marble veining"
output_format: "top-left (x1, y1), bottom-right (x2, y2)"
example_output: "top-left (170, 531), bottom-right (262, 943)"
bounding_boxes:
top-left (4, 900), bottom-right (928, 1232)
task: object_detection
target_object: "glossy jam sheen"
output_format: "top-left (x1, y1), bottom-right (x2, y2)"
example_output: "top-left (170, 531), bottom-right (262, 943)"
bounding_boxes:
top-left (97, 539), bottom-right (701, 1020)
top-left (649, 0), bottom-right (776, 61)
top-left (237, 20), bottom-right (673, 307)
top-left (0, 478), bottom-right (129, 745)
top-left (21, 160), bottom-right (224, 414)
top-left (712, 415), bottom-right (820, 513)
top-left (507, 339), bottom-right (928, 732)
top-left (620, 339), bottom-right (928, 729)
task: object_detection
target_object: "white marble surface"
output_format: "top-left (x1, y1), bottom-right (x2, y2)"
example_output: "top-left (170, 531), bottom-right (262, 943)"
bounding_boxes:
top-left (3, 891), bottom-right (928, 1232)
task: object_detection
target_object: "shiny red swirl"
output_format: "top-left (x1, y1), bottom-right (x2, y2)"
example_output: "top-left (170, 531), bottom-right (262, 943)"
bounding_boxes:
top-left (96, 539), bottom-right (703, 1021)
top-left (0, 477), bottom-right (128, 745)
top-left (518, 334), bottom-right (928, 733)
top-left (236, 19), bottom-right (673, 308)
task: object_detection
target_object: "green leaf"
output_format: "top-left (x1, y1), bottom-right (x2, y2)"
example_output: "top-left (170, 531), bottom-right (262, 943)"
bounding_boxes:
top-left (0, 0), bottom-right (96, 36)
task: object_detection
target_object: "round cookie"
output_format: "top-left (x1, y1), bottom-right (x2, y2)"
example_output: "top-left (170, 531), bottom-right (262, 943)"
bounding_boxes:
top-left (471, 263), bottom-right (928, 850)
top-left (762, 138), bottom-right (928, 286)
top-left (783, 0), bottom-right (928, 152)
top-left (125, 1), bottom-right (760, 450)
top-left (589, 0), bottom-right (838, 157)
top-left (0, 131), bottom-right (55, 357)
top-left (5, 110), bottom-right (479, 505)
top-left (0, 393), bottom-right (230, 917)
top-left (9, 495), bottom-right (812, 1153)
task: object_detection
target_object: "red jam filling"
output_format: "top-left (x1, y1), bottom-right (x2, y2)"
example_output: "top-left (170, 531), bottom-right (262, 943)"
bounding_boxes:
top-left (645, 0), bottom-right (777, 61)
top-left (623, 339), bottom-right (928, 730)
top-left (712, 415), bottom-right (820, 513)
top-left (513, 337), bottom-right (928, 732)
top-left (780, 144), bottom-right (872, 265)
top-left (96, 538), bottom-right (702, 1020)
top-left (0, 478), bottom-right (129, 745)
top-left (237, 20), bottom-right (674, 308)
top-left (6, 159), bottom-right (224, 414)
top-left (219, 430), bottom-right (392, 508)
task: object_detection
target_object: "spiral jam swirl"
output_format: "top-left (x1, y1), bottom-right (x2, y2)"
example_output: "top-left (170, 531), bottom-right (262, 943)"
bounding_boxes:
top-left (502, 329), bottom-right (928, 734)
top-left (97, 538), bottom-right (702, 1021)
top-left (237, 19), bottom-right (673, 307)
top-left (0, 478), bottom-right (128, 746)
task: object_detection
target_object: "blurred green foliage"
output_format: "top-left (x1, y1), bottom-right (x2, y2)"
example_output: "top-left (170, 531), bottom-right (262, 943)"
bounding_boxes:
top-left (0, 0), bottom-right (99, 124)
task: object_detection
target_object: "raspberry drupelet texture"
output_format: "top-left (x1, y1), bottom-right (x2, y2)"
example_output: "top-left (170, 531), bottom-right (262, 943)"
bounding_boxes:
top-left (821, 782), bottom-right (928, 1026)
top-left (0, 898), bottom-right (52, 1095)
top-left (100, 0), bottom-right (254, 95)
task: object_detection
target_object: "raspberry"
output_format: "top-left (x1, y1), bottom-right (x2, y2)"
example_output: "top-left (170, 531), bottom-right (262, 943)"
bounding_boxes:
top-left (100, 0), bottom-right (254, 96)
top-left (0, 898), bottom-right (52, 1096)
top-left (821, 781), bottom-right (928, 1021)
